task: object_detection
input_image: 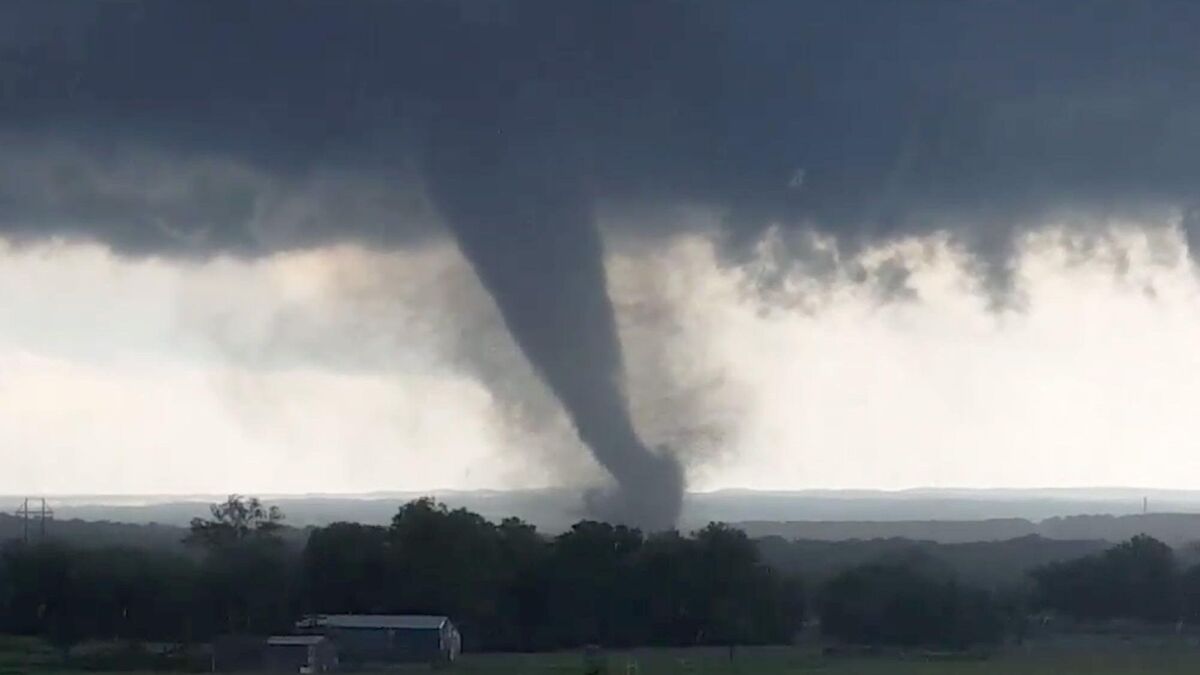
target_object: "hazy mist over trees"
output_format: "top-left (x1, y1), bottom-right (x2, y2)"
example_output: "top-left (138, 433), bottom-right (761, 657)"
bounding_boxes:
top-left (3, 495), bottom-right (1200, 656)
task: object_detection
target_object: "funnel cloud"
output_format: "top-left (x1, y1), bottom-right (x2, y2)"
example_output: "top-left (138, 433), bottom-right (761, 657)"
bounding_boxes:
top-left (424, 114), bottom-right (682, 529)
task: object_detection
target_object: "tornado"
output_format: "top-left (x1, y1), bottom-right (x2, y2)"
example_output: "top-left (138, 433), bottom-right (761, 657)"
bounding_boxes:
top-left (423, 114), bottom-right (684, 531)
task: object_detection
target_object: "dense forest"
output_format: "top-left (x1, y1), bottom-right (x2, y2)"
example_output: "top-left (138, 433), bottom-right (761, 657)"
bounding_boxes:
top-left (3, 496), bottom-right (1200, 657)
top-left (0, 497), bottom-right (801, 652)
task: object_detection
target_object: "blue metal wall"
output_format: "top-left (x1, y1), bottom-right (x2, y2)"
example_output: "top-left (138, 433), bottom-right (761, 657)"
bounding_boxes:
top-left (326, 626), bottom-right (443, 663)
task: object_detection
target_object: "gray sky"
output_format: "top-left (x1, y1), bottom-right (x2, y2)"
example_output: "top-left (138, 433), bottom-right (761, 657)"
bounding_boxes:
top-left (5, 1), bottom-right (1200, 499)
top-left (4, 222), bottom-right (1200, 495)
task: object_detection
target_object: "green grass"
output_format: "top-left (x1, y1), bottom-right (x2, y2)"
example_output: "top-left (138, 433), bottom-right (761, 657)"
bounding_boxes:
top-left (13, 643), bottom-right (1200, 674)
top-left (382, 645), bottom-right (1200, 675)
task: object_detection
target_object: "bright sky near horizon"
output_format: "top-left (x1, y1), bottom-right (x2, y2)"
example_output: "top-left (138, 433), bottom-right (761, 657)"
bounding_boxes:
top-left (4, 220), bottom-right (1200, 496)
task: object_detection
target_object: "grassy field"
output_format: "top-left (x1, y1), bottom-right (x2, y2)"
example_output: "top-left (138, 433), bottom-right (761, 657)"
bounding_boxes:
top-left (7, 642), bottom-right (1200, 674)
top-left (423, 646), bottom-right (1200, 675)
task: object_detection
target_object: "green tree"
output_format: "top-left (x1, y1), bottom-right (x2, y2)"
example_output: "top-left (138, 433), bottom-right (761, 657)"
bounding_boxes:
top-left (1032, 535), bottom-right (1178, 622)
top-left (492, 517), bottom-right (550, 650)
top-left (546, 520), bottom-right (644, 647)
top-left (386, 498), bottom-right (502, 648)
top-left (185, 495), bottom-right (284, 550)
top-left (819, 562), bottom-right (1002, 648)
top-left (690, 523), bottom-right (803, 648)
top-left (1180, 563), bottom-right (1200, 622)
top-left (186, 495), bottom-right (291, 635)
top-left (633, 532), bottom-right (701, 646)
top-left (302, 522), bottom-right (389, 615)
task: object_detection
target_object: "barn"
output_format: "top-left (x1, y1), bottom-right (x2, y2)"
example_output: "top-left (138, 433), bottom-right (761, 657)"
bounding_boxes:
top-left (265, 635), bottom-right (338, 673)
top-left (297, 614), bottom-right (461, 665)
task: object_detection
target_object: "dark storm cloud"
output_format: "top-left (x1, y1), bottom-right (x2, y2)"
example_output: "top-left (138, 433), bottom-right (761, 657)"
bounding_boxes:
top-left (6, 0), bottom-right (1200, 527)
top-left (7, 1), bottom-right (1198, 255)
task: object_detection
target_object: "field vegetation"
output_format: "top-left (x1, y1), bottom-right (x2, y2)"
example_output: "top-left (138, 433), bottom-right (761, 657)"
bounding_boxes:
top-left (4, 496), bottom-right (1200, 674)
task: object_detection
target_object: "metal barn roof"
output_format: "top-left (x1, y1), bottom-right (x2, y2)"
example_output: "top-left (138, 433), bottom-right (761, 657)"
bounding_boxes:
top-left (268, 635), bottom-right (328, 646)
top-left (308, 614), bottom-right (449, 630)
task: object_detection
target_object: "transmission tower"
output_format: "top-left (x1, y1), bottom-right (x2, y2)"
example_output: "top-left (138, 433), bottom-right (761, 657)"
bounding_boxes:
top-left (14, 498), bottom-right (53, 543)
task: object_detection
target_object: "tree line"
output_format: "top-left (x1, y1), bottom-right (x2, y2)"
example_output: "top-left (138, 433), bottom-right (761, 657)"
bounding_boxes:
top-left (0, 496), bottom-right (801, 652)
top-left (811, 532), bottom-right (1200, 648)
top-left (3, 496), bottom-right (1200, 656)
top-left (1030, 533), bottom-right (1200, 624)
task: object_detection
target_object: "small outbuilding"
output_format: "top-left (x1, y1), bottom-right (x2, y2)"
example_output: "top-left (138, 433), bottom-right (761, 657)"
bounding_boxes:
top-left (266, 635), bottom-right (339, 673)
top-left (212, 634), bottom-right (339, 673)
top-left (212, 635), bottom-right (268, 673)
top-left (297, 614), bottom-right (461, 665)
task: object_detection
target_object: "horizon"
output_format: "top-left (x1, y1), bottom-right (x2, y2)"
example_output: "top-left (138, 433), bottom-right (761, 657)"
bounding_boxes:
top-left (15, 485), bottom-right (1200, 500)
top-left (13, 487), bottom-right (1200, 530)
